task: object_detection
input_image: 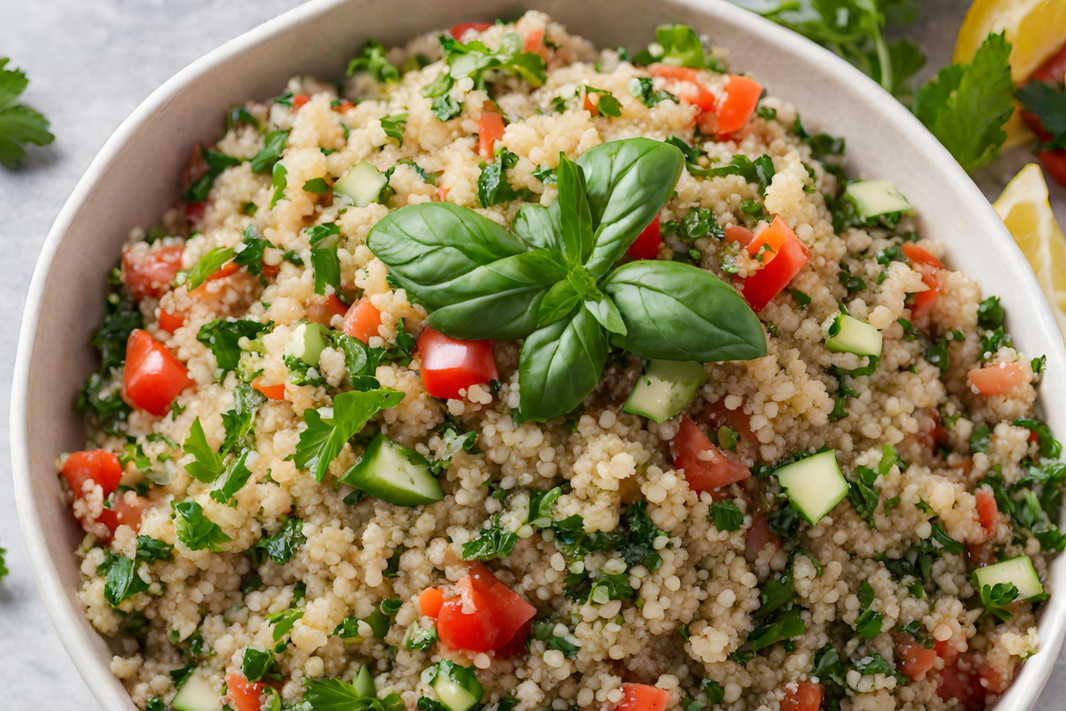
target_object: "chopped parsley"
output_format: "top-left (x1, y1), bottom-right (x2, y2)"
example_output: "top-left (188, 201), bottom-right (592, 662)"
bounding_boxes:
top-left (0, 58), bottom-right (55, 168)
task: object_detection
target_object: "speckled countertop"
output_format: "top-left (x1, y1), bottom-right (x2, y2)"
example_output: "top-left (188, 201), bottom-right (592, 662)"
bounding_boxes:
top-left (1, 1), bottom-right (1063, 708)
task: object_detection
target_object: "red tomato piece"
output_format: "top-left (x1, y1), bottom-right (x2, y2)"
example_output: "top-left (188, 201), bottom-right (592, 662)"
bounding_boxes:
top-left (306, 295), bottom-right (348, 326)
top-left (909, 270), bottom-right (940, 320)
top-left (1031, 44), bottom-right (1066, 85)
top-left (450, 21), bottom-right (494, 39)
top-left (208, 259), bottom-right (241, 281)
top-left (1038, 149), bottom-right (1066, 188)
top-left (938, 662), bottom-right (986, 710)
top-left (626, 215), bottom-right (662, 260)
top-left (781, 681), bottom-right (824, 711)
top-left (61, 450), bottom-right (123, 498)
top-left (896, 633), bottom-right (938, 680)
top-left (343, 297), bottom-right (382, 343)
top-left (252, 379), bottom-right (286, 401)
top-left (975, 488), bottom-right (999, 537)
top-left (523, 28), bottom-right (546, 55)
top-left (724, 225), bottom-right (754, 248)
top-left (670, 415), bottom-right (751, 495)
top-left (227, 672), bottom-right (279, 711)
top-left (648, 65), bottom-right (716, 113)
top-left (419, 587), bottom-right (445, 618)
top-left (291, 94), bottom-right (310, 111)
top-left (95, 493), bottom-right (147, 539)
top-left (123, 329), bottom-right (193, 416)
top-left (418, 327), bottom-right (498, 400)
top-left (122, 245), bottom-right (184, 301)
top-left (698, 399), bottom-right (756, 447)
top-left (437, 585), bottom-right (499, 653)
top-left (745, 514), bottom-right (781, 563)
top-left (467, 562), bottom-right (536, 650)
top-left (617, 684), bottom-right (670, 711)
top-left (902, 242), bottom-right (944, 270)
top-left (967, 362), bottom-right (1027, 396)
top-left (738, 216), bottom-right (810, 312)
top-left (332, 99), bottom-right (355, 113)
top-left (158, 308), bottom-right (185, 333)
top-left (715, 75), bottom-right (762, 134)
top-left (185, 200), bottom-right (206, 223)
top-left (935, 638), bottom-right (961, 666)
top-left (478, 111), bottom-right (506, 161)
top-left (583, 92), bottom-right (599, 116)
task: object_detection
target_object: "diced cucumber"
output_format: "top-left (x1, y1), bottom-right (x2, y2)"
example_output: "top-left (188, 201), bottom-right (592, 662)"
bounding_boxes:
top-left (171, 673), bottom-right (221, 711)
top-left (825, 314), bottom-right (882, 358)
top-left (622, 360), bottom-right (708, 423)
top-left (352, 665), bottom-right (376, 697)
top-left (845, 180), bottom-right (911, 220)
top-left (973, 555), bottom-right (1044, 601)
top-left (340, 434), bottom-right (444, 506)
top-left (334, 160), bottom-right (387, 207)
top-left (431, 661), bottom-right (484, 711)
top-left (285, 322), bottom-right (329, 366)
top-left (774, 450), bottom-right (848, 524)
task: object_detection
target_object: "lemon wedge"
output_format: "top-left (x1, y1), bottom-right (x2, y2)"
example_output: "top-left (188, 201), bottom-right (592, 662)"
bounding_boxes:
top-left (954, 0), bottom-right (1066, 148)
top-left (992, 163), bottom-right (1066, 340)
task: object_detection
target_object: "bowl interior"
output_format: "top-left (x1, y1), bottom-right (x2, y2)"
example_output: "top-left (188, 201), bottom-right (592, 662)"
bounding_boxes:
top-left (14, 0), bottom-right (1066, 709)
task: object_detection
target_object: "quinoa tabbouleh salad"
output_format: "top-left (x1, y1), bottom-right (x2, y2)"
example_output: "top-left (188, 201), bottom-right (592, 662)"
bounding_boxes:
top-left (59, 12), bottom-right (1066, 711)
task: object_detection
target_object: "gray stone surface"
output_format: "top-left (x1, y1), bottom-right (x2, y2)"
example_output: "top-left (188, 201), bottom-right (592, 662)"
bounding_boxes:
top-left (0, 1), bottom-right (1062, 708)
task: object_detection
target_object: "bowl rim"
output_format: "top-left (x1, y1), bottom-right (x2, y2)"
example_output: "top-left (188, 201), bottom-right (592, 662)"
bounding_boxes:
top-left (12, 1), bottom-right (1066, 709)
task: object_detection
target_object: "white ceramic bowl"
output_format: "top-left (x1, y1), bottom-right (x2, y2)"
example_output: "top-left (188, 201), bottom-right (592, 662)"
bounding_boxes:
top-left (13, 0), bottom-right (1066, 709)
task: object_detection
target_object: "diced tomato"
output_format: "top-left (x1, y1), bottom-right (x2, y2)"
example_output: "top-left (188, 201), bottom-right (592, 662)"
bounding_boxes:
top-left (467, 562), bottom-right (536, 647)
top-left (935, 638), bottom-right (960, 666)
top-left (781, 681), bottom-right (824, 711)
top-left (745, 514), bottom-right (780, 563)
top-left (977, 662), bottom-right (1011, 696)
top-left (291, 94), bottom-right (310, 111)
top-left (478, 110), bottom-right (506, 161)
top-left (938, 661), bottom-right (987, 710)
top-left (1038, 149), bottom-right (1066, 188)
top-left (916, 409), bottom-right (948, 451)
top-left (1031, 44), bottom-right (1066, 85)
top-left (967, 362), bottom-right (1027, 396)
top-left (252, 379), bottom-right (286, 401)
top-left (975, 488), bottom-right (999, 537)
top-left (122, 329), bottom-right (193, 416)
top-left (737, 216), bottom-right (810, 312)
top-left (967, 542), bottom-right (996, 569)
top-left (896, 633), bottom-right (938, 680)
top-left (227, 672), bottom-right (279, 711)
top-left (715, 75), bottom-right (762, 134)
top-left (583, 92), bottom-right (599, 115)
top-left (902, 242), bottom-right (944, 270)
top-left (419, 587), bottom-right (445, 618)
top-left (617, 684), bottom-right (670, 711)
top-left (670, 415), bottom-right (751, 496)
top-left (417, 326), bottom-right (498, 400)
top-left (306, 294), bottom-right (348, 326)
top-left (724, 225), bottom-right (754, 248)
top-left (342, 297), bottom-right (382, 343)
top-left (648, 64), bottom-right (700, 82)
top-left (332, 99), bottom-right (355, 113)
top-left (523, 28), bottom-right (546, 56)
top-left (122, 245), bottom-right (184, 301)
top-left (698, 399), bottom-right (756, 447)
top-left (61, 450), bottom-right (123, 498)
top-left (437, 585), bottom-right (498, 653)
top-left (909, 270), bottom-right (940, 320)
top-left (185, 200), bottom-right (206, 223)
top-left (158, 308), bottom-right (185, 333)
top-left (94, 493), bottom-right (146, 539)
top-left (450, 21), bottom-right (494, 39)
top-left (436, 186), bottom-right (451, 202)
top-left (626, 215), bottom-right (662, 260)
top-left (261, 263), bottom-right (280, 279)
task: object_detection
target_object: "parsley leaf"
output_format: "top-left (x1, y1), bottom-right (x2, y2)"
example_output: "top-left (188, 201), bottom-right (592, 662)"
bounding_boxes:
top-left (913, 32), bottom-right (1014, 173)
top-left (527, 487), bottom-right (563, 528)
top-left (197, 318), bottom-right (269, 376)
top-left (292, 389), bottom-right (404, 482)
top-left (380, 113), bottom-right (408, 145)
top-left (477, 146), bottom-right (521, 207)
top-left (629, 76), bottom-right (679, 108)
top-left (210, 449), bottom-right (254, 505)
top-left (403, 623), bottom-right (439, 651)
top-left (432, 94), bottom-right (463, 121)
top-left (234, 226), bottom-right (274, 282)
top-left (347, 39), bottom-right (401, 83)
top-left (266, 606), bottom-right (304, 641)
top-left (439, 32), bottom-right (547, 90)
top-left (221, 383), bottom-right (266, 454)
top-left (0, 58), bottom-right (55, 168)
top-left (250, 130), bottom-right (290, 174)
top-left (429, 426), bottom-right (478, 475)
top-left (462, 516), bottom-right (518, 561)
top-left (1018, 80), bottom-right (1066, 150)
top-left (172, 500), bottom-right (231, 551)
top-left (710, 499), bottom-right (744, 532)
top-left (183, 418), bottom-right (224, 483)
top-left (532, 620), bottom-right (582, 658)
top-left (977, 581), bottom-right (1019, 623)
top-left (185, 247), bottom-right (236, 291)
top-left (241, 648), bottom-right (278, 683)
top-left (256, 517), bottom-right (306, 565)
top-left (306, 223), bottom-right (343, 296)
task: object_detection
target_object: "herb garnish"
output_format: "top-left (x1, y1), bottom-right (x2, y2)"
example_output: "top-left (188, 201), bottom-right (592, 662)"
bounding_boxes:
top-left (0, 58), bottom-right (55, 168)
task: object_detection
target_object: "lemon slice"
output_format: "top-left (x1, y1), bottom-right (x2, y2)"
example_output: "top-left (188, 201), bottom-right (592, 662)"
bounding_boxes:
top-left (992, 163), bottom-right (1066, 341)
top-left (954, 0), bottom-right (1066, 148)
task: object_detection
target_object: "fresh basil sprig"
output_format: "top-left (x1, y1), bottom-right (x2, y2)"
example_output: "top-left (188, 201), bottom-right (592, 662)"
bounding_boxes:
top-left (367, 137), bottom-right (767, 421)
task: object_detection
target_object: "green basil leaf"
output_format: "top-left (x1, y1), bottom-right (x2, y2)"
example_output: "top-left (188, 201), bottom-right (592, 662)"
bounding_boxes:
top-left (653, 24), bottom-right (707, 68)
top-left (185, 247), bottom-right (235, 291)
top-left (367, 202), bottom-right (527, 310)
top-left (603, 261), bottom-right (766, 361)
top-left (513, 203), bottom-right (561, 252)
top-left (426, 250), bottom-right (567, 340)
top-left (556, 155), bottom-right (594, 266)
top-left (537, 280), bottom-right (580, 328)
top-left (577, 138), bottom-right (685, 276)
top-left (518, 307), bottom-right (607, 422)
top-left (584, 297), bottom-right (627, 336)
